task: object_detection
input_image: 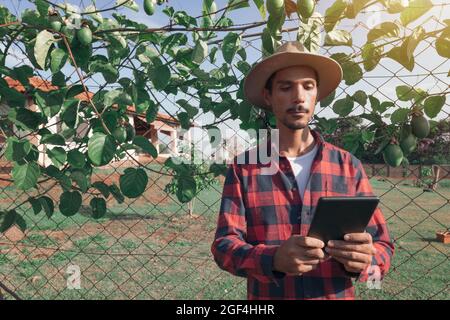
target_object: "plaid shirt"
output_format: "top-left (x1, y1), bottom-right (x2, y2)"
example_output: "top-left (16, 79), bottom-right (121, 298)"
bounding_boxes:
top-left (211, 129), bottom-right (394, 300)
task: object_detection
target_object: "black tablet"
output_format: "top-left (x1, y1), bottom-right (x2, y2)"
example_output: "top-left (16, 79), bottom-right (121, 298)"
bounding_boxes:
top-left (307, 196), bottom-right (380, 244)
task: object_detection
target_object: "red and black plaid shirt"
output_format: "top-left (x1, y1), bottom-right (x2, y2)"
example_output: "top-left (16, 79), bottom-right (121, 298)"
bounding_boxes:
top-left (211, 129), bottom-right (394, 300)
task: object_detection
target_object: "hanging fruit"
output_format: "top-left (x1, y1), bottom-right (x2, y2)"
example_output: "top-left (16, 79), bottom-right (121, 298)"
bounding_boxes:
top-left (48, 13), bottom-right (62, 32)
top-left (144, 0), bottom-right (155, 16)
top-left (267, 0), bottom-right (285, 17)
top-left (297, 0), bottom-right (315, 20)
top-left (411, 113), bottom-right (430, 139)
top-left (383, 139), bottom-right (403, 167)
top-left (76, 24), bottom-right (92, 46)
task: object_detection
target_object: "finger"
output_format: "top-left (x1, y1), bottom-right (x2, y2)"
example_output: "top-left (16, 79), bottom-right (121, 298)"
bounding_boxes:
top-left (344, 233), bottom-right (372, 243)
top-left (331, 256), bottom-right (368, 273)
top-left (294, 236), bottom-right (325, 249)
top-left (293, 257), bottom-right (320, 266)
top-left (325, 248), bottom-right (373, 264)
top-left (328, 241), bottom-right (377, 255)
top-left (303, 248), bottom-right (326, 260)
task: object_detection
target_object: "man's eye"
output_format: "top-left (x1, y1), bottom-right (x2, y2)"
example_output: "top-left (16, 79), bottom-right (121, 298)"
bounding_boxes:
top-left (281, 87), bottom-right (290, 90)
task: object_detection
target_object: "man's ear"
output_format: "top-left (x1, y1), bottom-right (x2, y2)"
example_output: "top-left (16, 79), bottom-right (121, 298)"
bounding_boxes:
top-left (262, 88), bottom-right (272, 108)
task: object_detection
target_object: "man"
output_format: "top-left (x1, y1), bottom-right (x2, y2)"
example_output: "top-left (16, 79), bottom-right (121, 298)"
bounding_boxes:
top-left (211, 42), bottom-right (394, 300)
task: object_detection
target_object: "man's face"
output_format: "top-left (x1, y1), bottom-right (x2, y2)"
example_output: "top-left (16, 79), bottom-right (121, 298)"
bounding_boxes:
top-left (263, 66), bottom-right (318, 130)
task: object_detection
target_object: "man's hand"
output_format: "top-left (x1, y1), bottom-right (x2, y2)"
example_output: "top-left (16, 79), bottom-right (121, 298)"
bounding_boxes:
top-left (273, 236), bottom-right (326, 276)
top-left (325, 233), bottom-right (377, 273)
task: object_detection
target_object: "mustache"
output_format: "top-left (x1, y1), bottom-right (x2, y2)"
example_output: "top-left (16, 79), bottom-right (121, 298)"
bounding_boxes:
top-left (287, 105), bottom-right (309, 113)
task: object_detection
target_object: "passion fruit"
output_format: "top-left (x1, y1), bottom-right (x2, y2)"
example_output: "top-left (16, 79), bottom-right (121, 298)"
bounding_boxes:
top-left (400, 133), bottom-right (417, 155)
top-left (144, 0), bottom-right (155, 16)
top-left (76, 26), bottom-right (92, 46)
top-left (113, 127), bottom-right (127, 144)
top-left (383, 143), bottom-right (403, 167)
top-left (297, 0), bottom-right (315, 20)
top-left (411, 115), bottom-right (430, 139)
top-left (267, 0), bottom-right (285, 17)
top-left (125, 123), bottom-right (136, 142)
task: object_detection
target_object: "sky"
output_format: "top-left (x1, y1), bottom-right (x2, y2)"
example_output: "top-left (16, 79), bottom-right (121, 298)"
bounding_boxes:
top-left (1, 0), bottom-right (449, 155)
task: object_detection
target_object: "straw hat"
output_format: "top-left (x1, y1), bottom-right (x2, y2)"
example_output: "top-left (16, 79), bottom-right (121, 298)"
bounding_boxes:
top-left (243, 41), bottom-right (343, 110)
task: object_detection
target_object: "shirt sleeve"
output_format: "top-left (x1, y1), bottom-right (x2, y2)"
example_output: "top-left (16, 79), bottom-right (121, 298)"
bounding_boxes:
top-left (210, 162), bottom-right (284, 284)
top-left (353, 160), bottom-right (395, 283)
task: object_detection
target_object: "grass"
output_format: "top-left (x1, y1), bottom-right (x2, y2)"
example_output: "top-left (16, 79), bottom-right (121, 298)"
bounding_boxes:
top-left (0, 174), bottom-right (448, 300)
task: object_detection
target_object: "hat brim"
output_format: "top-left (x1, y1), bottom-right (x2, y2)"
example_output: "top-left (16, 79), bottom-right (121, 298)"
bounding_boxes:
top-left (243, 52), bottom-right (343, 110)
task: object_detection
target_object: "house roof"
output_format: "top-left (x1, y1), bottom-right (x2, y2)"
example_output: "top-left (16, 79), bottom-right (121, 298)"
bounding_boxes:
top-left (3, 76), bottom-right (183, 125)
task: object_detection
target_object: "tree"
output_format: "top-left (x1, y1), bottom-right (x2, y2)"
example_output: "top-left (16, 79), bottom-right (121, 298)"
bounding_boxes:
top-left (0, 0), bottom-right (448, 232)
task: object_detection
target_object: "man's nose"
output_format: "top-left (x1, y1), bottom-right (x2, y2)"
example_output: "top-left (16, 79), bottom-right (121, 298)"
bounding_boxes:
top-left (292, 84), bottom-right (306, 103)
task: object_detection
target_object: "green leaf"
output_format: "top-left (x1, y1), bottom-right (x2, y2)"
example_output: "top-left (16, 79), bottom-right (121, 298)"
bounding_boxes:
top-left (50, 48), bottom-right (68, 74)
top-left (90, 197), bottom-right (107, 219)
top-left (396, 85), bottom-right (427, 101)
top-left (41, 134), bottom-right (66, 146)
top-left (39, 196), bottom-right (54, 218)
top-left (0, 210), bottom-right (17, 233)
top-left (382, 0), bottom-right (408, 14)
top-left (424, 95), bottom-right (445, 118)
top-left (67, 150), bottom-right (86, 169)
top-left (71, 170), bottom-right (89, 193)
top-left (333, 95), bottom-right (354, 116)
top-left (10, 65), bottom-right (34, 88)
top-left (34, 30), bottom-right (55, 70)
top-left (178, 112), bottom-right (191, 130)
top-left (386, 27), bottom-right (425, 71)
top-left (89, 60), bottom-right (119, 83)
top-left (61, 99), bottom-right (79, 129)
top-left (59, 191), bottom-right (82, 217)
top-left (132, 136), bottom-right (158, 158)
top-left (331, 53), bottom-right (362, 85)
top-left (352, 90), bottom-right (367, 106)
top-left (222, 32), bottom-right (241, 64)
top-left (4, 137), bottom-right (31, 162)
top-left (8, 108), bottom-right (42, 131)
top-left (12, 162), bottom-right (40, 190)
top-left (228, 0), bottom-right (250, 11)
top-left (177, 99), bottom-right (199, 118)
top-left (116, 0), bottom-right (139, 12)
top-left (176, 175), bottom-right (197, 203)
top-left (119, 168), bottom-right (148, 198)
top-left (34, 0), bottom-right (49, 17)
top-left (362, 43), bottom-right (383, 72)
top-left (253, 0), bottom-right (266, 19)
top-left (400, 0), bottom-right (433, 26)
top-left (109, 183), bottom-right (125, 204)
top-left (324, 0), bottom-right (349, 32)
top-left (320, 90), bottom-right (336, 108)
top-left (88, 132), bottom-right (117, 167)
top-left (92, 181), bottom-right (110, 198)
top-left (192, 40), bottom-right (208, 64)
top-left (436, 30), bottom-right (450, 58)
top-left (151, 64), bottom-right (171, 90)
top-left (367, 22), bottom-right (400, 42)
top-left (391, 108), bottom-right (410, 123)
top-left (66, 85), bottom-right (85, 99)
top-left (324, 30), bottom-right (352, 46)
top-left (104, 89), bottom-right (133, 107)
top-left (29, 197), bottom-right (42, 215)
top-left (47, 147), bottom-right (67, 168)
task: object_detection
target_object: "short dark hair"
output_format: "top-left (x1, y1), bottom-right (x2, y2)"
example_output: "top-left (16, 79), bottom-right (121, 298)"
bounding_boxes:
top-left (264, 69), bottom-right (320, 94)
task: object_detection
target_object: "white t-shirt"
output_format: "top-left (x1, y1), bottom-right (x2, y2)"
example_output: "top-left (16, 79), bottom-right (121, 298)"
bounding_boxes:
top-left (286, 143), bottom-right (319, 201)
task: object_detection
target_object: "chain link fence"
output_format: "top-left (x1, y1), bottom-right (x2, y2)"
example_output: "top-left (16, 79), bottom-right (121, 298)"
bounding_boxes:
top-left (0, 1), bottom-right (449, 300)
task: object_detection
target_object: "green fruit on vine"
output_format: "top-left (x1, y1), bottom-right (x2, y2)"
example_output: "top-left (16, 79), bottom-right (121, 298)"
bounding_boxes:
top-left (411, 115), bottom-right (430, 139)
top-left (113, 127), bottom-right (127, 144)
top-left (157, 0), bottom-right (165, 5)
top-left (76, 26), bottom-right (92, 46)
top-left (297, 0), bottom-right (315, 20)
top-left (144, 0), bottom-right (155, 15)
top-left (125, 124), bottom-right (136, 142)
top-left (49, 15), bottom-right (62, 32)
top-left (400, 134), bottom-right (417, 155)
top-left (266, 0), bottom-right (285, 17)
top-left (383, 143), bottom-right (403, 167)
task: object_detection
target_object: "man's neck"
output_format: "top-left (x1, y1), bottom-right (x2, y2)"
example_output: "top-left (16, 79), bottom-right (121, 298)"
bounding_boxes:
top-left (277, 125), bottom-right (316, 158)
